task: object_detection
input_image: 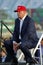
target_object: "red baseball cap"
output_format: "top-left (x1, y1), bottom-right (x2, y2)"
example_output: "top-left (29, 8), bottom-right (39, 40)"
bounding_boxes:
top-left (14, 6), bottom-right (27, 12)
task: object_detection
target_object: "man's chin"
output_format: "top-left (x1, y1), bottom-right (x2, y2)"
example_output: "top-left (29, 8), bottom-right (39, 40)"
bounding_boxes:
top-left (19, 17), bottom-right (22, 19)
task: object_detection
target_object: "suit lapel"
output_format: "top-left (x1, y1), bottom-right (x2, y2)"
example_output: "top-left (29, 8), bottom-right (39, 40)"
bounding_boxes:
top-left (18, 19), bottom-right (20, 34)
top-left (21, 15), bottom-right (28, 34)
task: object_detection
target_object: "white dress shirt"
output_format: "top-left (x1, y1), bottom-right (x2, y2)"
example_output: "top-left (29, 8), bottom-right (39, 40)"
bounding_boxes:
top-left (19, 13), bottom-right (28, 39)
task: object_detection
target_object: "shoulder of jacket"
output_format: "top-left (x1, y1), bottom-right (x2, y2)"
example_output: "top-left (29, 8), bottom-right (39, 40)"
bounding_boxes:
top-left (15, 18), bottom-right (20, 24)
top-left (15, 18), bottom-right (19, 21)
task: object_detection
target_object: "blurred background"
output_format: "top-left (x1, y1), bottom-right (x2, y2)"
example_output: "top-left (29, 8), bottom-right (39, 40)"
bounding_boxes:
top-left (0, 0), bottom-right (43, 64)
top-left (0, 0), bottom-right (43, 38)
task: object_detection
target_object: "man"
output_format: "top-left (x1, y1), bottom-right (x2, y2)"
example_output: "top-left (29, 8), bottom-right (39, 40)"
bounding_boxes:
top-left (13, 5), bottom-right (39, 65)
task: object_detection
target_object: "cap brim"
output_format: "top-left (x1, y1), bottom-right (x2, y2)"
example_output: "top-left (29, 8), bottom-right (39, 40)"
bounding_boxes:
top-left (14, 10), bottom-right (18, 12)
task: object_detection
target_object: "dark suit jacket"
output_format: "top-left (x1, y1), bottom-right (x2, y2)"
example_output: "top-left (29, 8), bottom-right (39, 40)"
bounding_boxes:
top-left (13, 15), bottom-right (39, 48)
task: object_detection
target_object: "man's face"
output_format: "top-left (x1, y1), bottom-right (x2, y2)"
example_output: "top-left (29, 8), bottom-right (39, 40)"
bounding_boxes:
top-left (17, 11), bottom-right (25, 19)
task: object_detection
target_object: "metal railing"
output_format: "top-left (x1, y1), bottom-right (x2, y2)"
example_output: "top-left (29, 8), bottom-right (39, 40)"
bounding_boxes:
top-left (0, 20), bottom-right (13, 54)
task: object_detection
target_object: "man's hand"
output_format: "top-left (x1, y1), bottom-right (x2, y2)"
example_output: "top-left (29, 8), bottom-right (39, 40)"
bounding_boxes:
top-left (13, 42), bottom-right (19, 52)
